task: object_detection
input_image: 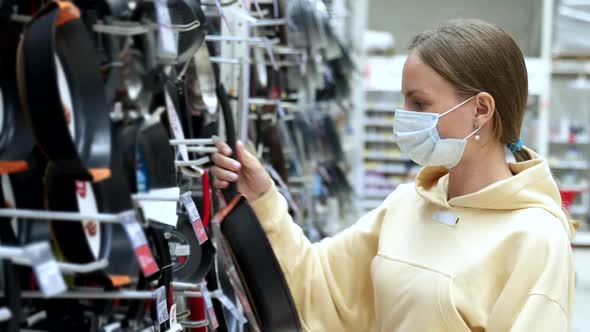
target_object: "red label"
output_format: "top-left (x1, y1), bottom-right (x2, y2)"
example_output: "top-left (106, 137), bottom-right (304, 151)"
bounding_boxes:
top-left (75, 181), bottom-right (87, 198)
top-left (191, 217), bottom-right (209, 245)
top-left (135, 244), bottom-right (159, 277)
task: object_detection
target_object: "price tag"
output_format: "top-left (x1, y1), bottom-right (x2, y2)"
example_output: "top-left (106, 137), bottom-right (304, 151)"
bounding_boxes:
top-left (26, 242), bottom-right (67, 297)
top-left (172, 244), bottom-right (190, 256)
top-left (119, 211), bottom-right (159, 277)
top-left (168, 304), bottom-right (183, 331)
top-left (153, 286), bottom-right (169, 325)
top-left (165, 91), bottom-right (188, 162)
top-left (154, 0), bottom-right (178, 59)
top-left (180, 192), bottom-right (208, 244)
top-left (263, 38), bottom-right (278, 71)
top-left (199, 282), bottom-right (219, 329)
top-left (212, 290), bottom-right (247, 324)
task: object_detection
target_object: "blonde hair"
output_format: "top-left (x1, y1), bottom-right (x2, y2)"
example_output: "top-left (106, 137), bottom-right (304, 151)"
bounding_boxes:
top-left (409, 19), bottom-right (579, 231)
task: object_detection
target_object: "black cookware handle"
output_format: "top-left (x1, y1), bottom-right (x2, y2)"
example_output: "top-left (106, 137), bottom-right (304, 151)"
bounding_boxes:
top-left (216, 84), bottom-right (240, 201)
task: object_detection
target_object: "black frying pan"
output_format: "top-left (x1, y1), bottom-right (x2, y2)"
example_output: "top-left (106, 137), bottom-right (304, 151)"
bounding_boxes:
top-left (217, 84), bottom-right (301, 332)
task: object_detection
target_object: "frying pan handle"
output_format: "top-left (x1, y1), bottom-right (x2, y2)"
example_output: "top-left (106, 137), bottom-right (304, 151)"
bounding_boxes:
top-left (216, 84), bottom-right (240, 201)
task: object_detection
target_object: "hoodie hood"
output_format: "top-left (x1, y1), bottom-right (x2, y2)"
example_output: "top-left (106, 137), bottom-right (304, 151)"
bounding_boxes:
top-left (415, 148), bottom-right (575, 240)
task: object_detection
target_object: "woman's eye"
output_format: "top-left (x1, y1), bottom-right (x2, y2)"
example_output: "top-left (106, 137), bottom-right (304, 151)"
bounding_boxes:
top-left (414, 101), bottom-right (425, 110)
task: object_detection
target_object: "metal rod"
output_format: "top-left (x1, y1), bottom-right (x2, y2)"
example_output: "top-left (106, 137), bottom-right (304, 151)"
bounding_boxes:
top-left (132, 194), bottom-right (180, 202)
top-left (175, 157), bottom-right (210, 167)
top-left (179, 320), bottom-right (209, 328)
top-left (0, 208), bottom-right (122, 223)
top-left (58, 259), bottom-right (109, 274)
top-left (17, 290), bottom-right (155, 300)
top-left (186, 147), bottom-right (218, 153)
top-left (209, 56), bottom-right (243, 65)
top-left (172, 281), bottom-right (207, 290)
top-left (205, 35), bottom-right (279, 46)
top-left (174, 290), bottom-right (203, 298)
top-left (170, 138), bottom-right (216, 145)
top-left (250, 18), bottom-right (288, 27)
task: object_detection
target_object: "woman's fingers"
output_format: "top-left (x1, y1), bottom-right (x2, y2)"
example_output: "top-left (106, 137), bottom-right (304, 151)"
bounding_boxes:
top-left (210, 166), bottom-right (238, 182)
top-left (213, 179), bottom-right (229, 189)
top-left (215, 140), bottom-right (232, 157)
top-left (211, 152), bottom-right (241, 172)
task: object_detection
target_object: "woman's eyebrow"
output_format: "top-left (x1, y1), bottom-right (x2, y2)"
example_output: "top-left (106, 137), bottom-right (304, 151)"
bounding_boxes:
top-left (403, 89), bottom-right (425, 98)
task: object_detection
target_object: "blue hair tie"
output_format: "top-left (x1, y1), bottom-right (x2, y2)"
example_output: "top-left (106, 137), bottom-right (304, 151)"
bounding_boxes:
top-left (507, 138), bottom-right (524, 153)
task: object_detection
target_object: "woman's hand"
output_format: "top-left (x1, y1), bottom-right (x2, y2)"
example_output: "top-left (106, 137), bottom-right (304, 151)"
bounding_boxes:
top-left (211, 140), bottom-right (273, 202)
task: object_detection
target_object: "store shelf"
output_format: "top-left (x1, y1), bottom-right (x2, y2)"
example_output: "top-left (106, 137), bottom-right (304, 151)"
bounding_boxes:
top-left (364, 134), bottom-right (395, 143)
top-left (573, 231), bottom-right (590, 247)
top-left (363, 152), bottom-right (410, 162)
top-left (365, 164), bottom-right (407, 174)
top-left (365, 103), bottom-right (396, 113)
top-left (364, 188), bottom-right (395, 197)
top-left (550, 137), bottom-right (590, 145)
top-left (559, 184), bottom-right (590, 192)
top-left (570, 205), bottom-right (588, 215)
top-left (361, 199), bottom-right (383, 210)
top-left (364, 180), bottom-right (401, 188)
top-left (364, 118), bottom-right (395, 127)
top-left (550, 160), bottom-right (590, 170)
top-left (552, 59), bottom-right (590, 75)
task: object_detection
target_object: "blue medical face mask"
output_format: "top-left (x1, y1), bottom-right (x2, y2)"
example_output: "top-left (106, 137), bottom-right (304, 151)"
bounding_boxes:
top-left (392, 96), bottom-right (478, 169)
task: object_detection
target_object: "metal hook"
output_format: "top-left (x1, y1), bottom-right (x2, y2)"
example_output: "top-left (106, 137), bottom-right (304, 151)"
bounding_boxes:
top-left (0, 308), bottom-right (11, 323)
top-left (0, 208), bottom-right (123, 223)
top-left (175, 157), bottom-right (210, 168)
top-left (0, 244), bottom-right (109, 274)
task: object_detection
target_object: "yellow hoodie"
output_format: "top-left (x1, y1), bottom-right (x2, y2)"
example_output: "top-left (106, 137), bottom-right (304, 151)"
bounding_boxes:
top-left (250, 150), bottom-right (575, 331)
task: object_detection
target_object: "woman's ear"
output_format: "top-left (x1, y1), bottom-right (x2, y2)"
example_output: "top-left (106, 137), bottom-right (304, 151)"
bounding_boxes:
top-left (474, 92), bottom-right (495, 126)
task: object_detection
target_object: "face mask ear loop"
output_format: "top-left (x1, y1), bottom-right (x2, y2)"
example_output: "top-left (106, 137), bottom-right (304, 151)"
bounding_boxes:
top-left (464, 126), bottom-right (480, 141)
top-left (439, 95), bottom-right (477, 118)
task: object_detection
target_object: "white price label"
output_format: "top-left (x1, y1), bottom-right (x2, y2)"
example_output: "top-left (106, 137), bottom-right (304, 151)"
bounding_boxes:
top-left (168, 303), bottom-right (183, 331)
top-left (165, 91), bottom-right (188, 161)
top-left (173, 244), bottom-right (190, 256)
top-left (153, 286), bottom-right (169, 325)
top-left (154, 0), bottom-right (178, 59)
top-left (212, 290), bottom-right (247, 324)
top-left (25, 242), bottom-right (66, 298)
top-left (180, 192), bottom-right (209, 244)
top-left (199, 283), bottom-right (219, 329)
top-left (119, 211), bottom-right (159, 277)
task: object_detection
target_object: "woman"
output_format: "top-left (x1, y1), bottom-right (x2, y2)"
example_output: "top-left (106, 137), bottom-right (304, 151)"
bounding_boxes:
top-left (211, 19), bottom-right (577, 331)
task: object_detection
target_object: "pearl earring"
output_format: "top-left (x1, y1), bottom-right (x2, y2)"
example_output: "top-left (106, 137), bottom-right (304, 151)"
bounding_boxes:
top-left (474, 119), bottom-right (481, 141)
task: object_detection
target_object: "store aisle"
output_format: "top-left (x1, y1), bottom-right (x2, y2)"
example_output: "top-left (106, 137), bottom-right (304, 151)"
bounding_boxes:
top-left (573, 248), bottom-right (590, 332)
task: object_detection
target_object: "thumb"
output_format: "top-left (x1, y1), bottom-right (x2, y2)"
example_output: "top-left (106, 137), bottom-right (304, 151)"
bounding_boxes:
top-left (236, 141), bottom-right (259, 169)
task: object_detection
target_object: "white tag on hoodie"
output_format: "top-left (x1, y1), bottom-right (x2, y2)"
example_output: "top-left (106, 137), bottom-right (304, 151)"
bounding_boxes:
top-left (432, 210), bottom-right (459, 226)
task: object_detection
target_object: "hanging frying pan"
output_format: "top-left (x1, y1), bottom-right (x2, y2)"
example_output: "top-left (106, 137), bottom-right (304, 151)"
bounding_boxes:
top-left (74, 0), bottom-right (124, 106)
top-left (17, 1), bottom-right (111, 182)
top-left (146, 224), bottom-right (173, 331)
top-left (136, 112), bottom-right (176, 191)
top-left (217, 84), bottom-right (301, 332)
top-left (169, 213), bottom-right (215, 282)
top-left (189, 45), bottom-right (218, 115)
top-left (103, 121), bottom-right (141, 276)
top-left (133, 0), bottom-right (208, 65)
top-left (0, 16), bottom-right (34, 175)
top-left (45, 167), bottom-right (113, 269)
top-left (121, 48), bottom-right (157, 116)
